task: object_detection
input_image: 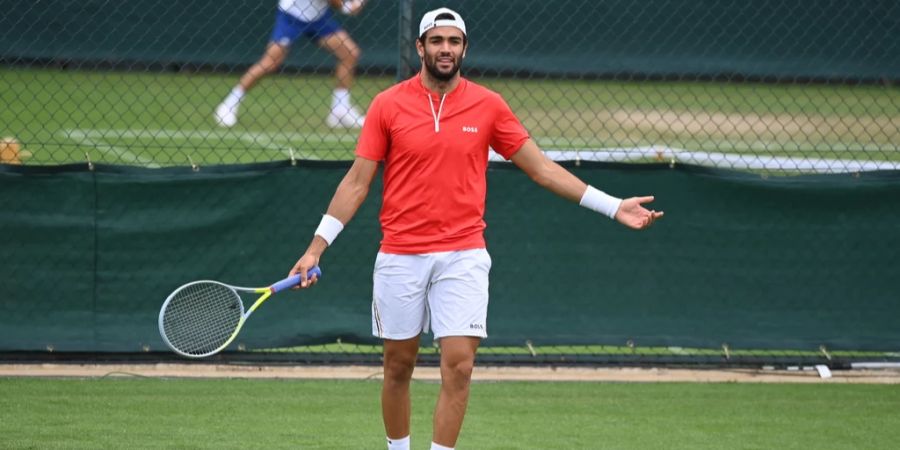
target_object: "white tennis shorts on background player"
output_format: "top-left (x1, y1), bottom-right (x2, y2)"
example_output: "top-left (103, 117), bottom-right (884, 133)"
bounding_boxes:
top-left (372, 249), bottom-right (491, 340)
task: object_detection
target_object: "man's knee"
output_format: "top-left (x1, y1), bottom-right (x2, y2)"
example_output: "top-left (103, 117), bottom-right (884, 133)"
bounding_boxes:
top-left (336, 44), bottom-right (360, 66)
top-left (441, 357), bottom-right (474, 387)
top-left (384, 356), bottom-right (415, 382)
top-left (346, 44), bottom-right (361, 63)
top-left (439, 336), bottom-right (479, 387)
top-left (383, 343), bottom-right (418, 384)
top-left (258, 44), bottom-right (287, 72)
top-left (261, 55), bottom-right (285, 72)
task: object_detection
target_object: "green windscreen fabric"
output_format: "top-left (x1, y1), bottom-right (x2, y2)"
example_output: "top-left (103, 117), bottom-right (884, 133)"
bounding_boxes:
top-left (1, 162), bottom-right (898, 352)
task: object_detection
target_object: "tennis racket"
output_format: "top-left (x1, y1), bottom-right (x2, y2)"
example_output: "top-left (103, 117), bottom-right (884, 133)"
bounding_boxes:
top-left (158, 267), bottom-right (322, 358)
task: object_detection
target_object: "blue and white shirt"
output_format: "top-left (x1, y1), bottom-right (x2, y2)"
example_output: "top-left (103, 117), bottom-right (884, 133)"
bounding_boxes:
top-left (278, 0), bottom-right (331, 22)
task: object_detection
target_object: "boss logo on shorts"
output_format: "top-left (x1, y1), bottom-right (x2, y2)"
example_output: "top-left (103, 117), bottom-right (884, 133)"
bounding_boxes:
top-left (462, 126), bottom-right (479, 133)
top-left (469, 323), bottom-right (484, 330)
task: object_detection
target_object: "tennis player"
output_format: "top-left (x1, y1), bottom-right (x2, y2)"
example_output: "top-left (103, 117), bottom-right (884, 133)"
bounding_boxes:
top-left (288, 7), bottom-right (663, 450)
top-left (215, 0), bottom-right (366, 129)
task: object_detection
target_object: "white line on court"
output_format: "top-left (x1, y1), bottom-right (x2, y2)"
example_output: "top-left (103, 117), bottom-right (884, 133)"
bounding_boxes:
top-left (491, 146), bottom-right (900, 173)
top-left (533, 137), bottom-right (898, 155)
top-left (64, 130), bottom-right (162, 168)
top-left (232, 134), bottom-right (321, 160)
top-left (62, 128), bottom-right (345, 161)
top-left (66, 128), bottom-right (358, 144)
top-left (62, 128), bottom-right (899, 173)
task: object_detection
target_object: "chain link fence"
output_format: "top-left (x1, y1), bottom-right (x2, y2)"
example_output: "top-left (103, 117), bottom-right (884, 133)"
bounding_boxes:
top-left (1, 0), bottom-right (897, 172)
top-left (3, 1), bottom-right (900, 368)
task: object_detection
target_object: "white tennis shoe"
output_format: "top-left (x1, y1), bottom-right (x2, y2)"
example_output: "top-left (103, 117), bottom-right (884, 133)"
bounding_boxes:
top-left (327, 107), bottom-right (365, 129)
top-left (214, 102), bottom-right (239, 128)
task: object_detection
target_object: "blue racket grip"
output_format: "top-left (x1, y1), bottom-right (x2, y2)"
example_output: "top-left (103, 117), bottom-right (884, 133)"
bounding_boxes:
top-left (271, 266), bottom-right (322, 293)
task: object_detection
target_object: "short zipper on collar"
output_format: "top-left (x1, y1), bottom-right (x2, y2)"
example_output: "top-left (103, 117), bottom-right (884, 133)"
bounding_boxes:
top-left (428, 93), bottom-right (447, 133)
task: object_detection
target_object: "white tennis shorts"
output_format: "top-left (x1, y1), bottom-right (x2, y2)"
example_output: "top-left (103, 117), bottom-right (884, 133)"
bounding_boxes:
top-left (372, 248), bottom-right (491, 340)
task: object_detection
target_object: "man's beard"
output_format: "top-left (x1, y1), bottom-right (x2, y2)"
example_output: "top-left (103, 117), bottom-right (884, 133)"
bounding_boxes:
top-left (424, 54), bottom-right (462, 82)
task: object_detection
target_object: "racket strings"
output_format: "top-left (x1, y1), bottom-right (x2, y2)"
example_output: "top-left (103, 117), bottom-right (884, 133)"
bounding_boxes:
top-left (161, 282), bottom-right (243, 356)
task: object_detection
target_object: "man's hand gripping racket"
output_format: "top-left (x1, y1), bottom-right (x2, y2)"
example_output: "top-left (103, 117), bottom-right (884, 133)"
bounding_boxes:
top-left (158, 267), bottom-right (321, 358)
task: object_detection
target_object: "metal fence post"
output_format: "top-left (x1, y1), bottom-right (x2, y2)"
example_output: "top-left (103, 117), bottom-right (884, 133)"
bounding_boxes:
top-left (396, 0), bottom-right (415, 81)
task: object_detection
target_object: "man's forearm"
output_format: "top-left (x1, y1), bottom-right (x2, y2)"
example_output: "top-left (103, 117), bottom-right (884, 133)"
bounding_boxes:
top-left (325, 174), bottom-right (370, 225)
top-left (539, 161), bottom-right (588, 203)
top-left (511, 139), bottom-right (587, 203)
top-left (309, 171), bottom-right (371, 255)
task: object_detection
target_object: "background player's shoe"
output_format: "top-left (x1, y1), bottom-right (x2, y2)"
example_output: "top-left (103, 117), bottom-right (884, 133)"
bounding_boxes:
top-left (214, 102), bottom-right (239, 128)
top-left (326, 107), bottom-right (365, 129)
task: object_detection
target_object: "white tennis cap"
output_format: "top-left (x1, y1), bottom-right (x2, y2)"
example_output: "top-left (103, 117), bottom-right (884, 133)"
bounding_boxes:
top-left (419, 7), bottom-right (466, 38)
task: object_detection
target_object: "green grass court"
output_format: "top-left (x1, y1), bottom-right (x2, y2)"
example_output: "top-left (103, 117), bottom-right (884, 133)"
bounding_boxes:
top-left (2, 377), bottom-right (899, 449)
top-left (2, 67), bottom-right (897, 168)
top-left (3, 66), bottom-right (899, 449)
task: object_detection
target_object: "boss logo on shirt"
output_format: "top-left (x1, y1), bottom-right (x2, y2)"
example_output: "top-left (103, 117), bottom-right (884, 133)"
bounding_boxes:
top-left (462, 126), bottom-right (479, 133)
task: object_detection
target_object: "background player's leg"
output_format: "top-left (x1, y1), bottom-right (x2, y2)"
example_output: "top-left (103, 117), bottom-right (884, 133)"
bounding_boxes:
top-left (319, 30), bottom-right (365, 128)
top-left (215, 43), bottom-right (289, 127)
top-left (318, 30), bottom-right (360, 91)
top-left (239, 42), bottom-right (290, 92)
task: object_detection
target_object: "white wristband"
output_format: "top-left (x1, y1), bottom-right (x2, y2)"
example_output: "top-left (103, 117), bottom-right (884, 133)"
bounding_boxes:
top-left (314, 214), bottom-right (344, 246)
top-left (340, 0), bottom-right (356, 14)
top-left (579, 185), bottom-right (622, 219)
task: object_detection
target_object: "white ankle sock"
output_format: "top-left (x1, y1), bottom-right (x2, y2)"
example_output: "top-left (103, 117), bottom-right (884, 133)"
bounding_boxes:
top-left (332, 88), bottom-right (351, 110)
top-left (387, 435), bottom-right (410, 450)
top-left (224, 86), bottom-right (245, 109)
top-left (430, 442), bottom-right (453, 450)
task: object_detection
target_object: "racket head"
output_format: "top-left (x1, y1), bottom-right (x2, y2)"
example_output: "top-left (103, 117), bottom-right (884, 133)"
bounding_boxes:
top-left (158, 280), bottom-right (245, 358)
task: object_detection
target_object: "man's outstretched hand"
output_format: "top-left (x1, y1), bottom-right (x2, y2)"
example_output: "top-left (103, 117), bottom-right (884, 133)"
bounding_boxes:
top-left (615, 196), bottom-right (664, 229)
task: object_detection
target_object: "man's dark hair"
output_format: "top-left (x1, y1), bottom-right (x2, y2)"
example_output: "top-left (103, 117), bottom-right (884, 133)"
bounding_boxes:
top-left (418, 13), bottom-right (468, 46)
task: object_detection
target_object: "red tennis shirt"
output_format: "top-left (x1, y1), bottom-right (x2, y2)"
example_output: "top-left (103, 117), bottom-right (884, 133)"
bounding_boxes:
top-left (356, 74), bottom-right (530, 254)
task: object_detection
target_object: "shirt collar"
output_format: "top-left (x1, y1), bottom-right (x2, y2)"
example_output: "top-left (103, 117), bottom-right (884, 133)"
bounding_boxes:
top-left (415, 73), bottom-right (466, 99)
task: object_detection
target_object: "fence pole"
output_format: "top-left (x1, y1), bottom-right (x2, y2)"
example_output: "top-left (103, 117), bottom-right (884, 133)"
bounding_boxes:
top-left (396, 0), bottom-right (414, 81)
